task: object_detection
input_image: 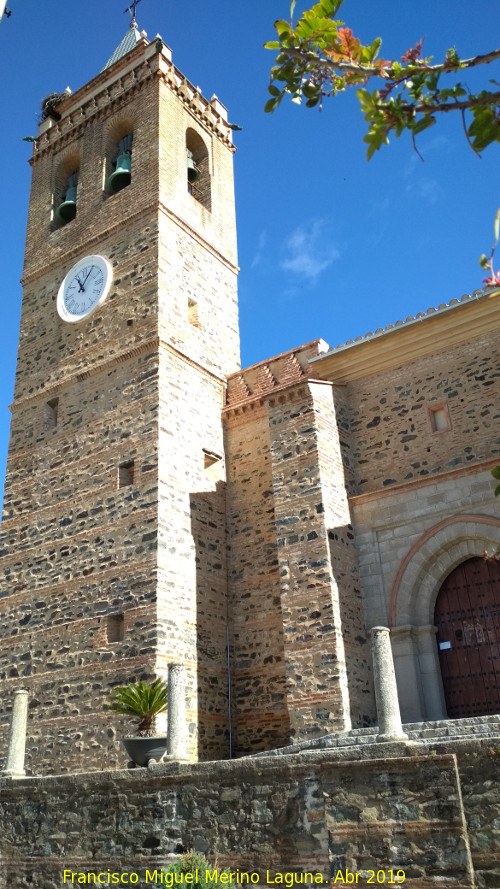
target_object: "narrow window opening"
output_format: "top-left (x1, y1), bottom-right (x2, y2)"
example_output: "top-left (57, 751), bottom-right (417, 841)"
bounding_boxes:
top-left (118, 460), bottom-right (134, 488)
top-left (106, 613), bottom-right (124, 643)
top-left (42, 397), bottom-right (59, 433)
top-left (188, 298), bottom-right (200, 328)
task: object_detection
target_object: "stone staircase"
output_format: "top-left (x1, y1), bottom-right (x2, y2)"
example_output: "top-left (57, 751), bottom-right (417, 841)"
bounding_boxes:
top-left (249, 713), bottom-right (500, 758)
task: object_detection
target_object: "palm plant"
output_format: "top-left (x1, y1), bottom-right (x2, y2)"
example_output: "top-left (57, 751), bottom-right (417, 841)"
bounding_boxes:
top-left (105, 678), bottom-right (168, 736)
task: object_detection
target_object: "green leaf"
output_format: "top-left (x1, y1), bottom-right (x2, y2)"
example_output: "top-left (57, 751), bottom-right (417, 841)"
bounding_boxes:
top-left (290, 0), bottom-right (297, 20)
top-left (479, 254), bottom-right (490, 270)
top-left (491, 465), bottom-right (500, 481)
top-left (268, 84), bottom-right (282, 97)
top-left (369, 36), bottom-right (382, 61)
top-left (302, 81), bottom-right (320, 99)
top-left (495, 484), bottom-right (500, 497)
top-left (264, 41), bottom-right (282, 50)
top-left (468, 106), bottom-right (500, 152)
top-left (356, 88), bottom-right (374, 110)
top-left (319, 0), bottom-right (342, 14)
top-left (411, 115), bottom-right (436, 135)
top-left (105, 679), bottom-right (169, 735)
top-left (274, 19), bottom-right (291, 40)
top-left (264, 96), bottom-right (282, 113)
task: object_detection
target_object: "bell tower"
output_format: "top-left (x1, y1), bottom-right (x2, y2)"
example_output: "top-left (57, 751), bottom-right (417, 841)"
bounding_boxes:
top-left (0, 23), bottom-right (239, 772)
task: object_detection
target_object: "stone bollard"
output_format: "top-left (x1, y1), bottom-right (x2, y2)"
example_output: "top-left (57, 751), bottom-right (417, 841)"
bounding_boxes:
top-left (167, 663), bottom-right (188, 760)
top-left (2, 689), bottom-right (29, 777)
top-left (371, 627), bottom-right (409, 743)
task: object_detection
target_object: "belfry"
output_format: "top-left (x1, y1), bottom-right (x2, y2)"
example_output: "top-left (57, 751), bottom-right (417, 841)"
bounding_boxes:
top-left (0, 20), bottom-right (240, 770)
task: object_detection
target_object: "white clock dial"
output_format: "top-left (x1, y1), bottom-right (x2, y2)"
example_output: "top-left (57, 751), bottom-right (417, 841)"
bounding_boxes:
top-left (57, 254), bottom-right (112, 323)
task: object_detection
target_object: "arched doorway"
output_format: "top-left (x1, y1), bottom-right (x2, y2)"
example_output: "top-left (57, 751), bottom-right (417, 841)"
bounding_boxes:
top-left (434, 556), bottom-right (500, 718)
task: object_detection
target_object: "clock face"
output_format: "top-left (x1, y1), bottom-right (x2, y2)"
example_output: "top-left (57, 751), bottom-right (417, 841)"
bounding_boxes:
top-left (57, 255), bottom-right (112, 323)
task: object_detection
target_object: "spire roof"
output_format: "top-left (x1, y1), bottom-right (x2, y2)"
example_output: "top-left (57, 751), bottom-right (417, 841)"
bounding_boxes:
top-left (102, 23), bottom-right (143, 71)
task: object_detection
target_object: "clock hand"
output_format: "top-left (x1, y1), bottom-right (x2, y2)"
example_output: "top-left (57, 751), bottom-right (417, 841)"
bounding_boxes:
top-left (81, 267), bottom-right (93, 288)
top-left (76, 268), bottom-right (93, 294)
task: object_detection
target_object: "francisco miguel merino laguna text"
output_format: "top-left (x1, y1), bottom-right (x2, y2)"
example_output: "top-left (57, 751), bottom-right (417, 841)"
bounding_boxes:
top-left (63, 870), bottom-right (328, 885)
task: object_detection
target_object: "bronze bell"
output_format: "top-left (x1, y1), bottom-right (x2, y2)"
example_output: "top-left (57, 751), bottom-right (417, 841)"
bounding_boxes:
top-left (187, 149), bottom-right (199, 183)
top-left (56, 184), bottom-right (77, 224)
top-left (108, 151), bottom-right (132, 194)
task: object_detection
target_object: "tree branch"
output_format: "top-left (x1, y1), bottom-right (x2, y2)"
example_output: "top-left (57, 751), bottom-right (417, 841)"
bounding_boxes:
top-left (374, 90), bottom-right (500, 116)
top-left (282, 46), bottom-right (500, 81)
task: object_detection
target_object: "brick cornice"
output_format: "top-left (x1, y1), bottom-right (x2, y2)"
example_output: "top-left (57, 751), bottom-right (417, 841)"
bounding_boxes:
top-left (21, 201), bottom-right (159, 285)
top-left (31, 41), bottom-right (233, 164)
top-left (349, 455), bottom-right (500, 505)
top-left (10, 334), bottom-right (160, 412)
top-left (31, 51), bottom-right (156, 163)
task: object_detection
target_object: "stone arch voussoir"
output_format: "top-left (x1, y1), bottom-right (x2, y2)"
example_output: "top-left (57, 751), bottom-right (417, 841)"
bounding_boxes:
top-left (390, 514), bottom-right (500, 628)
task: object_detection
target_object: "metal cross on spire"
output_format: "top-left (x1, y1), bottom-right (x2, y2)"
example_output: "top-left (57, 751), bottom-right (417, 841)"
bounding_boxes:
top-left (124, 0), bottom-right (142, 27)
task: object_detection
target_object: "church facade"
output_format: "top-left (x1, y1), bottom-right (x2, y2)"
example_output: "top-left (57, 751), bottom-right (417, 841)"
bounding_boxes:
top-left (0, 24), bottom-right (499, 775)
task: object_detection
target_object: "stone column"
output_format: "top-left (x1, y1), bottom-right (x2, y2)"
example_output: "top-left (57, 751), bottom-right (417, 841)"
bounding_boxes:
top-left (167, 663), bottom-right (187, 760)
top-left (2, 689), bottom-right (29, 777)
top-left (371, 627), bottom-right (408, 742)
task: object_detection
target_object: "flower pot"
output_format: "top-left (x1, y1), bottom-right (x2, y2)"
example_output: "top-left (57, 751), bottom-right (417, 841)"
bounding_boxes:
top-left (122, 736), bottom-right (167, 767)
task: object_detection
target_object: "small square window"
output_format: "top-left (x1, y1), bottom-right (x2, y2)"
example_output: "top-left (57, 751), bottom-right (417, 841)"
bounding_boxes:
top-left (106, 613), bottom-right (124, 643)
top-left (203, 449), bottom-right (222, 482)
top-left (188, 298), bottom-right (200, 328)
top-left (118, 460), bottom-right (134, 488)
top-left (429, 404), bottom-right (450, 433)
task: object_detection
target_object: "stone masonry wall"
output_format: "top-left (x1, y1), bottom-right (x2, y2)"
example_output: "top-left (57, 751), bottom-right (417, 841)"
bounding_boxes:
top-left (224, 401), bottom-right (290, 756)
top-left (157, 349), bottom-right (231, 761)
top-left (0, 341), bottom-right (161, 774)
top-left (1, 740), bottom-right (499, 888)
top-left (224, 345), bottom-right (374, 755)
top-left (265, 382), bottom-right (373, 738)
top-left (344, 330), bottom-right (500, 494)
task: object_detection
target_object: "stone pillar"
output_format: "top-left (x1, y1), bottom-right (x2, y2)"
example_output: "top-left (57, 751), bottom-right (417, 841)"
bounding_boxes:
top-left (391, 625), bottom-right (425, 722)
top-left (416, 625), bottom-right (447, 720)
top-left (371, 628), bottom-right (408, 742)
top-left (1, 689), bottom-right (29, 777)
top-left (167, 663), bottom-right (187, 760)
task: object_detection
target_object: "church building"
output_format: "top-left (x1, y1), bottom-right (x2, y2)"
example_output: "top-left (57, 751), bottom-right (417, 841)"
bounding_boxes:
top-left (0, 17), bottom-right (499, 775)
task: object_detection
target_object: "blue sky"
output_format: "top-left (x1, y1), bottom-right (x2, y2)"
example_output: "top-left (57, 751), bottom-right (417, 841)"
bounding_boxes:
top-left (0, 0), bottom-right (499, 502)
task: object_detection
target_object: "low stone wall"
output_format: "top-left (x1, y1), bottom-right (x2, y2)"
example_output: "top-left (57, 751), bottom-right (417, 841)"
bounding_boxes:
top-left (0, 739), bottom-right (499, 889)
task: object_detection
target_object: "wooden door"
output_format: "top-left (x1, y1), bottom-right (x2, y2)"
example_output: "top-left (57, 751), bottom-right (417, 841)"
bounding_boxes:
top-left (434, 556), bottom-right (500, 718)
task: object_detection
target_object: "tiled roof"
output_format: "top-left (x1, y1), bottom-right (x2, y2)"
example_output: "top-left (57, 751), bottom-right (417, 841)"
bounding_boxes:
top-left (102, 24), bottom-right (142, 71)
top-left (313, 290), bottom-right (494, 359)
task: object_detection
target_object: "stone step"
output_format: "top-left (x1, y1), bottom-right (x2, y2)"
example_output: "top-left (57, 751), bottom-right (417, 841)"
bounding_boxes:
top-left (249, 713), bottom-right (500, 758)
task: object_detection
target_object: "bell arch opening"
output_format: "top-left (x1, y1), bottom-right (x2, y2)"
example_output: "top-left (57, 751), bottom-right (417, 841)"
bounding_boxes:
top-left (186, 128), bottom-right (211, 211)
top-left (53, 152), bottom-right (80, 227)
top-left (105, 118), bottom-right (134, 196)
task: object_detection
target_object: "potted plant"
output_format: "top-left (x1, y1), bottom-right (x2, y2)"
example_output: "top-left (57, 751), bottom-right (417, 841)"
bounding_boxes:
top-left (162, 850), bottom-right (232, 887)
top-left (106, 678), bottom-right (168, 767)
